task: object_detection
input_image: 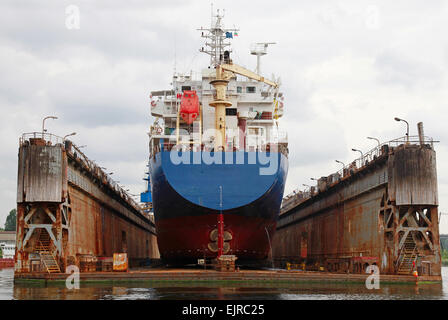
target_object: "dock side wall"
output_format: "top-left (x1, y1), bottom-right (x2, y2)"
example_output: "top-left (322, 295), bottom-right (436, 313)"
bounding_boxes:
top-left (67, 187), bottom-right (159, 267)
top-left (15, 140), bottom-right (159, 274)
top-left (273, 144), bottom-right (441, 276)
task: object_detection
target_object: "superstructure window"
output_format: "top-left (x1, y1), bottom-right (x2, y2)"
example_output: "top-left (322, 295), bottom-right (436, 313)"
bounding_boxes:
top-left (226, 108), bottom-right (237, 116)
top-left (246, 86), bottom-right (256, 93)
top-left (237, 86), bottom-right (242, 93)
top-left (181, 86), bottom-right (191, 91)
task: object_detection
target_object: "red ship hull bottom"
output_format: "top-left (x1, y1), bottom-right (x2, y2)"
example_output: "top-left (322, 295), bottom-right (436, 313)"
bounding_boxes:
top-left (155, 214), bottom-right (277, 264)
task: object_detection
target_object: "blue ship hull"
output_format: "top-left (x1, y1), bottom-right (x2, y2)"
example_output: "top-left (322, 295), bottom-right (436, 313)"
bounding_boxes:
top-left (149, 150), bottom-right (288, 263)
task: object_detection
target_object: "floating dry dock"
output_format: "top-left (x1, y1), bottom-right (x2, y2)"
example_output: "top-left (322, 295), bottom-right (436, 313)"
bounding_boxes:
top-left (15, 132), bottom-right (159, 275)
top-left (14, 126), bottom-right (442, 284)
top-left (273, 127), bottom-right (441, 279)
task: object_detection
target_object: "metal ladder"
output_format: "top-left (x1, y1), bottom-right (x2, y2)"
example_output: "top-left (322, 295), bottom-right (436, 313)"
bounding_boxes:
top-left (397, 233), bottom-right (418, 275)
top-left (36, 230), bottom-right (61, 273)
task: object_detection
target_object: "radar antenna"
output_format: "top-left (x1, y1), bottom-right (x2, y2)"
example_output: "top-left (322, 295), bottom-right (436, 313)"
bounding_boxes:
top-left (250, 42), bottom-right (276, 74)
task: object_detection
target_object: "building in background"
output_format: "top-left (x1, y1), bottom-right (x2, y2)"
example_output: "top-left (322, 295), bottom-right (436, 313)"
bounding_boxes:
top-left (0, 231), bottom-right (16, 259)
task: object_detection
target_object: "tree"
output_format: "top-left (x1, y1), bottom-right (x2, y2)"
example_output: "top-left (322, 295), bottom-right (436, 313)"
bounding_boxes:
top-left (4, 209), bottom-right (16, 231)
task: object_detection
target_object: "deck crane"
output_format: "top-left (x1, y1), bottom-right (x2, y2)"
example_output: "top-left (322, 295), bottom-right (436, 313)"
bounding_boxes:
top-left (209, 54), bottom-right (278, 151)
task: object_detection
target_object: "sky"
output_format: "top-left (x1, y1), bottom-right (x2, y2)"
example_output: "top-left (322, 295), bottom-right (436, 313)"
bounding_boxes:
top-left (0, 0), bottom-right (447, 233)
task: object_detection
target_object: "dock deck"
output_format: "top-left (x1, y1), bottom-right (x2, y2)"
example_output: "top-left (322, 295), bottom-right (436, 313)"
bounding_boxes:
top-left (13, 268), bottom-right (441, 284)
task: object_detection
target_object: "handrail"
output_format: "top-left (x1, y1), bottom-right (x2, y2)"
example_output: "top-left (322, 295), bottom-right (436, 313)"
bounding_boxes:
top-left (335, 135), bottom-right (437, 180)
top-left (395, 234), bottom-right (418, 272)
top-left (411, 246), bottom-right (417, 272)
top-left (19, 132), bottom-right (143, 215)
top-left (20, 132), bottom-right (64, 146)
top-left (282, 135), bottom-right (438, 204)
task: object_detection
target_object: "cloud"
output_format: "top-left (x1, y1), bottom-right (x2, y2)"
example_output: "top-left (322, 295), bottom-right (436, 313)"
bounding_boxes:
top-left (374, 51), bottom-right (443, 88)
top-left (0, 0), bottom-right (447, 235)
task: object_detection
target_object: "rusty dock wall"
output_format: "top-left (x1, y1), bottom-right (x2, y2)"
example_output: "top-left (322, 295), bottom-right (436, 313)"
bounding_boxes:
top-left (15, 133), bottom-right (159, 275)
top-left (272, 137), bottom-right (441, 276)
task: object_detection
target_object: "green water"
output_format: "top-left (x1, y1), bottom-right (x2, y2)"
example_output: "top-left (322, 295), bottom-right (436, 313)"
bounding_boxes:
top-left (1, 267), bottom-right (447, 300)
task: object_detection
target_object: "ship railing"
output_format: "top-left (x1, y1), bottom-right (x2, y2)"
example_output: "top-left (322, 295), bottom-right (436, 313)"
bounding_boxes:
top-left (152, 99), bottom-right (178, 116)
top-left (273, 130), bottom-right (288, 144)
top-left (157, 140), bottom-right (285, 153)
top-left (250, 43), bottom-right (268, 55)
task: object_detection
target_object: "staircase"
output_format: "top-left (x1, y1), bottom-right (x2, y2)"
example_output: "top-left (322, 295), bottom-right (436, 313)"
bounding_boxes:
top-left (397, 233), bottom-right (418, 275)
top-left (35, 230), bottom-right (61, 273)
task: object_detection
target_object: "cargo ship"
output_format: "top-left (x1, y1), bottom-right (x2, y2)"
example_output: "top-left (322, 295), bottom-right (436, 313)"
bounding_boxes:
top-left (142, 10), bottom-right (288, 265)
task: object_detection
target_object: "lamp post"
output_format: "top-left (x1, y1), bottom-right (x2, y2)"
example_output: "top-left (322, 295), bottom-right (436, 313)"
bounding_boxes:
top-left (394, 117), bottom-right (409, 143)
top-left (42, 116), bottom-right (58, 138)
top-left (352, 148), bottom-right (363, 159)
top-left (63, 132), bottom-right (76, 140)
top-left (367, 136), bottom-right (380, 147)
top-left (335, 160), bottom-right (345, 169)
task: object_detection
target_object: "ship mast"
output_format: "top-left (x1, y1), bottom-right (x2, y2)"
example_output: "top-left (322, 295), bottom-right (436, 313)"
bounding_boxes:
top-left (197, 9), bottom-right (239, 67)
top-left (198, 9), bottom-right (238, 151)
top-left (199, 10), bottom-right (278, 151)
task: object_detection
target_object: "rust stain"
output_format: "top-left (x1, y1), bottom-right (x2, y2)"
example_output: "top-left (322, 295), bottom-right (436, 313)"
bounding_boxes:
top-left (273, 143), bottom-right (441, 276)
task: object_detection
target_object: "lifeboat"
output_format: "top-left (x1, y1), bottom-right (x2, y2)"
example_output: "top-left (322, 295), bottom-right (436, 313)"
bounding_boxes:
top-left (179, 90), bottom-right (199, 124)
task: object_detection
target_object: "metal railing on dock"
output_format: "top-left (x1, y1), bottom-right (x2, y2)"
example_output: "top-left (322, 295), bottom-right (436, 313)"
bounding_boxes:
top-left (19, 132), bottom-right (145, 217)
top-left (281, 135), bottom-right (438, 211)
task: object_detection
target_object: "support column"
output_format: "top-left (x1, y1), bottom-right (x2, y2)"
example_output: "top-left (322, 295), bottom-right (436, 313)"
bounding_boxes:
top-left (209, 66), bottom-right (232, 151)
top-left (15, 204), bottom-right (27, 273)
top-left (430, 207), bottom-right (441, 268)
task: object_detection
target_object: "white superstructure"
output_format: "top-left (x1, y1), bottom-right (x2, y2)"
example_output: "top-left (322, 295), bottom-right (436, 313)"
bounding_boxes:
top-left (148, 10), bottom-right (287, 154)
